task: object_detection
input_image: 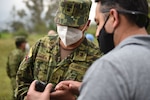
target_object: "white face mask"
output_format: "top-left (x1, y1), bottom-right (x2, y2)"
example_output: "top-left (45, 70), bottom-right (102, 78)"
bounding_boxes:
top-left (25, 43), bottom-right (30, 52)
top-left (57, 25), bottom-right (83, 46)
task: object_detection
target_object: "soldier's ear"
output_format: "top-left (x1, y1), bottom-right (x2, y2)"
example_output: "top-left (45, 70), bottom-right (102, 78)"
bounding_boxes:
top-left (82, 20), bottom-right (91, 32)
top-left (86, 20), bottom-right (91, 27)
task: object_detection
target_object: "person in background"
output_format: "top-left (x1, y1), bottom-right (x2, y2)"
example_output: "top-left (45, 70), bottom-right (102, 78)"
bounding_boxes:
top-left (15, 0), bottom-right (101, 100)
top-left (48, 30), bottom-right (56, 36)
top-left (6, 36), bottom-right (29, 100)
top-left (27, 0), bottom-right (150, 100)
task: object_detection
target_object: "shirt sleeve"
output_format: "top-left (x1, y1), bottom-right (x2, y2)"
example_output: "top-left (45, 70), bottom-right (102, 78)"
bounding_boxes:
top-left (78, 58), bottom-right (128, 100)
top-left (15, 41), bottom-right (40, 100)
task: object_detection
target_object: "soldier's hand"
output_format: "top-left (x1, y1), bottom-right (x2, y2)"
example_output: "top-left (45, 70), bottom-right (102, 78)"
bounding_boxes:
top-left (49, 80), bottom-right (81, 100)
top-left (50, 84), bottom-right (76, 100)
top-left (26, 80), bottom-right (53, 100)
top-left (55, 80), bottom-right (81, 95)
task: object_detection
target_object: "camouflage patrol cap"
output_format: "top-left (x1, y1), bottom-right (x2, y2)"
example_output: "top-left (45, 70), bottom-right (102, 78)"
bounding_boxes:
top-left (15, 36), bottom-right (27, 48)
top-left (15, 36), bottom-right (27, 43)
top-left (55, 0), bottom-right (92, 27)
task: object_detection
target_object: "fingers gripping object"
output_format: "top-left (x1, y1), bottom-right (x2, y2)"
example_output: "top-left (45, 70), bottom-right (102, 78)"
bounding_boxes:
top-left (35, 81), bottom-right (55, 93)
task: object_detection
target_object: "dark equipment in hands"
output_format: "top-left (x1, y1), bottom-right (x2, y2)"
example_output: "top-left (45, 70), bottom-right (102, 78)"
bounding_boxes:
top-left (35, 81), bottom-right (55, 92)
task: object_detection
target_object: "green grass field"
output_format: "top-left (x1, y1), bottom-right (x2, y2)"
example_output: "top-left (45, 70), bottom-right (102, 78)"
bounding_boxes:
top-left (0, 33), bottom-right (45, 100)
top-left (0, 37), bottom-right (13, 100)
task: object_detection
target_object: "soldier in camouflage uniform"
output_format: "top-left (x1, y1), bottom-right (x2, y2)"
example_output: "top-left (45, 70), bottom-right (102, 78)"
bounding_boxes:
top-left (6, 36), bottom-right (28, 100)
top-left (15, 0), bottom-right (102, 99)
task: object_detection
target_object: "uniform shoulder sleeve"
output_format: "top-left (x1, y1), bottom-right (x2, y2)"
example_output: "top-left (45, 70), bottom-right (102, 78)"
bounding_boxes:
top-left (15, 39), bottom-right (42, 99)
top-left (86, 39), bottom-right (103, 63)
top-left (15, 35), bottom-right (59, 99)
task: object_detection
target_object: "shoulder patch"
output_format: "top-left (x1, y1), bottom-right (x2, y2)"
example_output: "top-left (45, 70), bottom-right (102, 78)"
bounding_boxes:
top-left (28, 48), bottom-right (33, 58)
top-left (25, 48), bottom-right (33, 61)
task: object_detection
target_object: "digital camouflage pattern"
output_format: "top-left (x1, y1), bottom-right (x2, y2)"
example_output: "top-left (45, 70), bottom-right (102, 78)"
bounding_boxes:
top-left (6, 49), bottom-right (25, 100)
top-left (55, 0), bottom-right (92, 27)
top-left (15, 34), bottom-right (101, 99)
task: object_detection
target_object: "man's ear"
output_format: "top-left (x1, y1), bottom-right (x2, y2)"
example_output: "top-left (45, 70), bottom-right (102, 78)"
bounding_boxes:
top-left (82, 20), bottom-right (91, 32)
top-left (110, 9), bottom-right (119, 28)
top-left (87, 20), bottom-right (91, 27)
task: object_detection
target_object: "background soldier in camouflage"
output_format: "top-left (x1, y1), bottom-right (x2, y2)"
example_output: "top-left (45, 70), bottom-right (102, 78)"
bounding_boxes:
top-left (15, 0), bottom-right (102, 100)
top-left (6, 36), bottom-right (28, 100)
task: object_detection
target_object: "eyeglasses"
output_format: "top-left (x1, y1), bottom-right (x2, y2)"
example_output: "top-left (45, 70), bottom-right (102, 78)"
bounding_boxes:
top-left (101, 9), bottom-right (149, 28)
top-left (102, 9), bottom-right (147, 16)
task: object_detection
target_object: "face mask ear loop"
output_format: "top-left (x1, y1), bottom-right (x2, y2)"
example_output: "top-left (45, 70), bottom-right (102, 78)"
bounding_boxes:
top-left (81, 20), bottom-right (91, 33)
top-left (103, 15), bottom-right (116, 34)
top-left (97, 15), bottom-right (110, 40)
top-left (103, 15), bottom-right (110, 27)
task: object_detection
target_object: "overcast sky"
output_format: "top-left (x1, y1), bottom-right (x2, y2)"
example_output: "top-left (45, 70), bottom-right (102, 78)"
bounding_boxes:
top-left (0, 0), bottom-right (26, 21)
top-left (0, 0), bottom-right (96, 30)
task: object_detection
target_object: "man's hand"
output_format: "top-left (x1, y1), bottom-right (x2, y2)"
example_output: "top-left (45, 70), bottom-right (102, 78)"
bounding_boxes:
top-left (55, 80), bottom-right (81, 95)
top-left (50, 80), bottom-right (81, 100)
top-left (26, 80), bottom-right (53, 100)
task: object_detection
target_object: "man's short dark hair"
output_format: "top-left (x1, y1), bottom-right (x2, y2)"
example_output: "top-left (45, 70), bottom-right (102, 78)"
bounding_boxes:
top-left (15, 36), bottom-right (26, 48)
top-left (95, 0), bottom-right (149, 28)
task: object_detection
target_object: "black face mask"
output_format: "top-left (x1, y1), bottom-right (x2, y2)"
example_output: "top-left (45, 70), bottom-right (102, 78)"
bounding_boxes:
top-left (97, 16), bottom-right (115, 54)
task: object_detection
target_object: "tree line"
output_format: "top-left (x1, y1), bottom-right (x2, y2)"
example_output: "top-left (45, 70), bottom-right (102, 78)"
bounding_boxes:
top-left (4, 0), bottom-right (150, 35)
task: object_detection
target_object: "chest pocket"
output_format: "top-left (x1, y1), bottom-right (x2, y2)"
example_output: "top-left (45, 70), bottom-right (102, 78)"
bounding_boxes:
top-left (64, 63), bottom-right (88, 82)
top-left (33, 36), bottom-right (58, 82)
top-left (34, 53), bottom-right (49, 82)
top-left (50, 68), bottom-right (64, 85)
